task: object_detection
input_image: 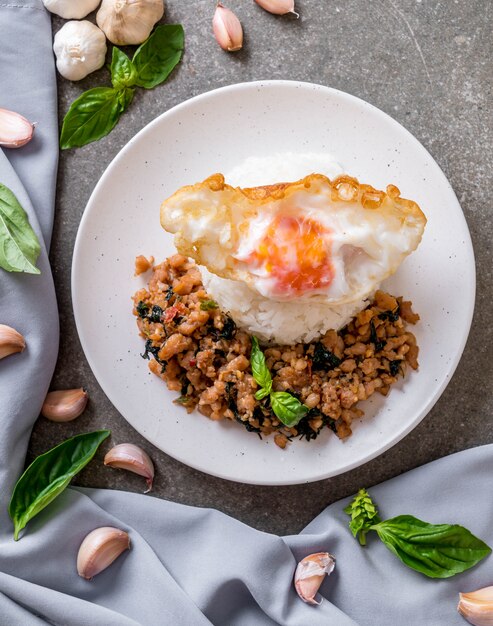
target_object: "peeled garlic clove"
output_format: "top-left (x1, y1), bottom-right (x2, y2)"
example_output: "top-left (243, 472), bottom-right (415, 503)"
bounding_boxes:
top-left (97, 0), bottom-right (164, 46)
top-left (213, 3), bottom-right (243, 52)
top-left (41, 388), bottom-right (88, 422)
top-left (77, 527), bottom-right (130, 580)
top-left (254, 0), bottom-right (299, 16)
top-left (104, 443), bottom-right (154, 492)
top-left (458, 586), bottom-right (493, 626)
top-left (0, 108), bottom-right (35, 149)
top-left (294, 552), bottom-right (335, 605)
top-left (0, 324), bottom-right (26, 360)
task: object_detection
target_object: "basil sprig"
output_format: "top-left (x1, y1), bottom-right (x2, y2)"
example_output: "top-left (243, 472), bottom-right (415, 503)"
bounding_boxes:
top-left (9, 430), bottom-right (110, 540)
top-left (0, 183), bottom-right (41, 274)
top-left (250, 337), bottom-right (308, 427)
top-left (60, 24), bottom-right (184, 150)
top-left (345, 487), bottom-right (381, 546)
top-left (344, 488), bottom-right (491, 578)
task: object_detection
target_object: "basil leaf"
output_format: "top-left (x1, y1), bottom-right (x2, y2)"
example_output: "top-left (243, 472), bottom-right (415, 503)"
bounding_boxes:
top-left (373, 515), bottom-right (491, 578)
top-left (60, 87), bottom-right (126, 150)
top-left (254, 387), bottom-right (270, 401)
top-left (111, 47), bottom-right (137, 89)
top-left (344, 488), bottom-right (381, 546)
top-left (9, 430), bottom-right (110, 540)
top-left (270, 391), bottom-right (309, 427)
top-left (118, 86), bottom-right (135, 111)
top-left (133, 24), bottom-right (184, 89)
top-left (0, 184), bottom-right (41, 274)
top-left (250, 336), bottom-right (272, 393)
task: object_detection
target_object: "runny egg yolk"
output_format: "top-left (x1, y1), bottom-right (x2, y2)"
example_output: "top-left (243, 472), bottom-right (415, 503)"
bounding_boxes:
top-left (248, 214), bottom-right (334, 296)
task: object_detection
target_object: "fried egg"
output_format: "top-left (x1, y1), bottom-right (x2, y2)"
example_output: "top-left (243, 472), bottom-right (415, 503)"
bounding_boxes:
top-left (160, 173), bottom-right (426, 304)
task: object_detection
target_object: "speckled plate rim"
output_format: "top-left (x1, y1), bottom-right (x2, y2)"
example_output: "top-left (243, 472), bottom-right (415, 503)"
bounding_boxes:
top-left (72, 80), bottom-right (476, 485)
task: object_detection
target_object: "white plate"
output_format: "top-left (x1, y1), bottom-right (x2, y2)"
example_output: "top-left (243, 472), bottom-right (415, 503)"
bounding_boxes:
top-left (72, 81), bottom-right (475, 486)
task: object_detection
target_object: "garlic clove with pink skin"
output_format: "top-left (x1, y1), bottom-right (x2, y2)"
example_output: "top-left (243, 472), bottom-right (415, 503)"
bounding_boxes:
top-left (77, 527), bottom-right (130, 580)
top-left (294, 552), bottom-right (335, 605)
top-left (458, 586), bottom-right (493, 625)
top-left (0, 108), bottom-right (35, 149)
top-left (41, 388), bottom-right (88, 422)
top-left (104, 443), bottom-right (155, 492)
top-left (213, 3), bottom-right (243, 52)
top-left (0, 324), bottom-right (26, 359)
top-left (254, 0), bottom-right (299, 17)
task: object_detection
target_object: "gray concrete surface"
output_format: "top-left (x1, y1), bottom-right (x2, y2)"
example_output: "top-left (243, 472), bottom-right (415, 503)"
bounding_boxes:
top-left (29, 0), bottom-right (493, 536)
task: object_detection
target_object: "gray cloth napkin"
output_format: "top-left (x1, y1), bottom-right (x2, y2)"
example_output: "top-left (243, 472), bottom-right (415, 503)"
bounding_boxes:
top-left (0, 3), bottom-right (488, 625)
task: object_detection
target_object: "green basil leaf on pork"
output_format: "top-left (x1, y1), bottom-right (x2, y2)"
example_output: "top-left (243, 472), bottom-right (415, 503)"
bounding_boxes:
top-left (270, 391), bottom-right (309, 427)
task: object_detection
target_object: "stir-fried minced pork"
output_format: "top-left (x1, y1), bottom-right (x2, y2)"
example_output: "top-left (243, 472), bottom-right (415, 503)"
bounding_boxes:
top-left (133, 255), bottom-right (420, 448)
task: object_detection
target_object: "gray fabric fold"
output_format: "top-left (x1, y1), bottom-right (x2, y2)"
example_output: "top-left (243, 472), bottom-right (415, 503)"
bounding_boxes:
top-left (0, 1), bottom-right (59, 514)
top-left (0, 2), bottom-right (488, 626)
top-left (0, 1), bottom-right (58, 247)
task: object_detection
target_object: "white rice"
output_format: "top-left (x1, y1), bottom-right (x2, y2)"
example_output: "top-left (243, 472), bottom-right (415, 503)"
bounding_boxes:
top-left (226, 152), bottom-right (344, 187)
top-left (200, 152), bottom-right (370, 345)
top-left (201, 267), bottom-right (369, 345)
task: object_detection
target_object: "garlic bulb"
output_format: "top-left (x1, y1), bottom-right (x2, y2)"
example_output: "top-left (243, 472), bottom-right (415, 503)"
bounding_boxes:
top-left (458, 586), bottom-right (493, 625)
top-left (0, 109), bottom-right (35, 149)
top-left (41, 389), bottom-right (88, 422)
top-left (254, 0), bottom-right (299, 16)
top-left (0, 324), bottom-right (25, 360)
top-left (213, 3), bottom-right (243, 52)
top-left (43, 0), bottom-right (101, 19)
top-left (294, 552), bottom-right (335, 605)
top-left (77, 527), bottom-right (130, 579)
top-left (104, 443), bottom-right (154, 492)
top-left (53, 21), bottom-right (107, 82)
top-left (96, 0), bottom-right (164, 45)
